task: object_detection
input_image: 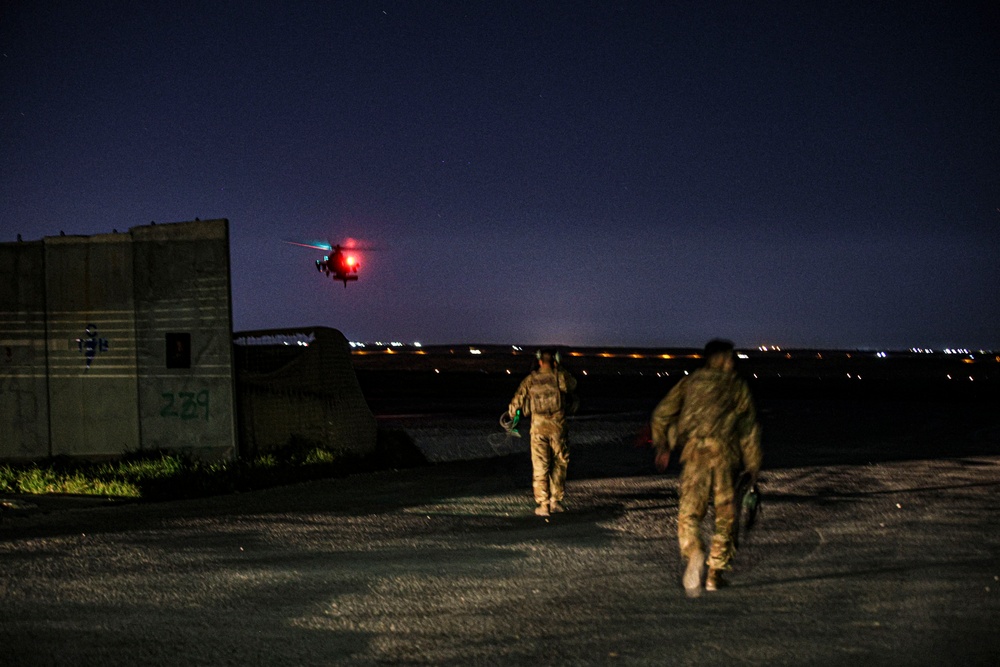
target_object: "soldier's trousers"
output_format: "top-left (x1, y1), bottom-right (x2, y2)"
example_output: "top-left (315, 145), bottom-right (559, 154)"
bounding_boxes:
top-left (529, 417), bottom-right (569, 506)
top-left (677, 456), bottom-right (739, 571)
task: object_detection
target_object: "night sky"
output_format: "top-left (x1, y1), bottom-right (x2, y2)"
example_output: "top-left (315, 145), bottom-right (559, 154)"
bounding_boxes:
top-left (3, 1), bottom-right (998, 349)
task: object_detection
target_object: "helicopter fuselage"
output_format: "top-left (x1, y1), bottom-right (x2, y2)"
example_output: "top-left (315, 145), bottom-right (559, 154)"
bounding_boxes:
top-left (317, 249), bottom-right (359, 287)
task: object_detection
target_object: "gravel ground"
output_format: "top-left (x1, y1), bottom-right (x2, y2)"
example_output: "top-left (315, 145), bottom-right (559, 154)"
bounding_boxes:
top-left (2, 406), bottom-right (999, 666)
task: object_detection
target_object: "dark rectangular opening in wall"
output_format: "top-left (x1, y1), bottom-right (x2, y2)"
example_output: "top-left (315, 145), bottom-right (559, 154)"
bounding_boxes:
top-left (166, 332), bottom-right (191, 369)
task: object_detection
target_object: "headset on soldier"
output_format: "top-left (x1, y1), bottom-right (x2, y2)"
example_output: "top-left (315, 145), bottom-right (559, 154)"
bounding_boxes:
top-left (535, 348), bottom-right (561, 368)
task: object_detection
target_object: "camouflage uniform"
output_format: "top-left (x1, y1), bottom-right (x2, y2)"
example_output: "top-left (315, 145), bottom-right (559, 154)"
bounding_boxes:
top-left (651, 366), bottom-right (761, 573)
top-left (509, 366), bottom-right (578, 508)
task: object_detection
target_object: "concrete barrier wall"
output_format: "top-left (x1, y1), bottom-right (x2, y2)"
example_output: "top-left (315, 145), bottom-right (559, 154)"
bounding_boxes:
top-left (133, 221), bottom-right (236, 458)
top-left (44, 233), bottom-right (141, 456)
top-left (0, 241), bottom-right (50, 458)
top-left (234, 328), bottom-right (376, 458)
top-left (0, 220), bottom-right (236, 461)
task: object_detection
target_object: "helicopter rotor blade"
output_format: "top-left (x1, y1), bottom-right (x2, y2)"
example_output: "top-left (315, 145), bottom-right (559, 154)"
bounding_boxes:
top-left (284, 240), bottom-right (334, 251)
top-left (328, 242), bottom-right (380, 252)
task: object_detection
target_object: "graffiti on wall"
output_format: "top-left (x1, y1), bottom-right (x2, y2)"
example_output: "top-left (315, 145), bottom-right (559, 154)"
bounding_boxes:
top-left (76, 324), bottom-right (109, 370)
top-left (160, 389), bottom-right (210, 420)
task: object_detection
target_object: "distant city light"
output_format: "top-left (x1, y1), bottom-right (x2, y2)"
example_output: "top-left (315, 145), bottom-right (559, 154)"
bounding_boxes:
top-left (469, 348), bottom-right (482, 355)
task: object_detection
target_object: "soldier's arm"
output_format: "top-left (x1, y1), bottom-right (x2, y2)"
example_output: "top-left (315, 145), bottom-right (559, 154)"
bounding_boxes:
top-left (739, 422), bottom-right (762, 476)
top-left (735, 382), bottom-right (762, 475)
top-left (509, 376), bottom-right (532, 417)
top-left (650, 380), bottom-right (685, 454)
top-left (559, 370), bottom-right (580, 414)
top-left (561, 369), bottom-right (578, 394)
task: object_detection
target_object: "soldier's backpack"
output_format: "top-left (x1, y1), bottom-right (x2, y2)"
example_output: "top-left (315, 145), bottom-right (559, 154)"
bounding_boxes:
top-left (528, 371), bottom-right (564, 417)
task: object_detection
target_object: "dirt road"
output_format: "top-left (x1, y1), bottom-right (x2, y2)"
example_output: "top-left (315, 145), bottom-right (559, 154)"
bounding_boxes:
top-left (2, 426), bottom-right (998, 666)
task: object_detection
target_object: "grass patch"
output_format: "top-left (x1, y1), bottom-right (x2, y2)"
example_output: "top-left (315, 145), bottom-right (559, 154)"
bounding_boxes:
top-left (0, 428), bottom-right (426, 502)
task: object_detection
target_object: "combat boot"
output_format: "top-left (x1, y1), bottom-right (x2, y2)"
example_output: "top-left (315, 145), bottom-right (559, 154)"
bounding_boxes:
top-left (549, 500), bottom-right (566, 513)
top-left (534, 504), bottom-right (550, 517)
top-left (705, 569), bottom-right (728, 591)
top-left (683, 552), bottom-right (705, 598)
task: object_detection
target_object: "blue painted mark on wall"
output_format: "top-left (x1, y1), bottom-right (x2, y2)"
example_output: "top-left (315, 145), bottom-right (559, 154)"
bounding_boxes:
top-left (76, 323), bottom-right (109, 370)
top-left (160, 389), bottom-right (210, 420)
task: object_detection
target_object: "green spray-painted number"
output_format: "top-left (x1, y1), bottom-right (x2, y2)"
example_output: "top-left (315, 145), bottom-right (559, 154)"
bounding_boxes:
top-left (160, 389), bottom-right (210, 420)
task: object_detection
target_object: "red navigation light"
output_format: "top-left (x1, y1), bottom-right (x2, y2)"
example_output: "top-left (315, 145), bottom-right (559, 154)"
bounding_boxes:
top-left (345, 255), bottom-right (357, 267)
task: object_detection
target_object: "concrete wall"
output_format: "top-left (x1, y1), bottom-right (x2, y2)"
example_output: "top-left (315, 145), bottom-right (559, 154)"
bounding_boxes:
top-left (44, 233), bottom-right (141, 456)
top-left (0, 241), bottom-right (50, 458)
top-left (234, 327), bottom-right (377, 459)
top-left (0, 220), bottom-right (236, 461)
top-left (132, 222), bottom-right (236, 458)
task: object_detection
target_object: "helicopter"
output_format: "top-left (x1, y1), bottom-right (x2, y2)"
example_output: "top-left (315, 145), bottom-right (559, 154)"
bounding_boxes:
top-left (284, 239), bottom-right (375, 287)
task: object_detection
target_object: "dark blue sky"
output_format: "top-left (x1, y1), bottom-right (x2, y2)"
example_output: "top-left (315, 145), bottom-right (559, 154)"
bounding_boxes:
top-left (3, 1), bottom-right (998, 349)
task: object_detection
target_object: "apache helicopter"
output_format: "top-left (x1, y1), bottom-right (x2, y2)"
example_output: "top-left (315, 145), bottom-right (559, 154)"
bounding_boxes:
top-left (284, 239), bottom-right (376, 287)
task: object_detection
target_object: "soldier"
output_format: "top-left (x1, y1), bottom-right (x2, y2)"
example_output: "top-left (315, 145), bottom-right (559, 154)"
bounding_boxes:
top-left (650, 339), bottom-right (762, 597)
top-left (508, 349), bottom-right (578, 517)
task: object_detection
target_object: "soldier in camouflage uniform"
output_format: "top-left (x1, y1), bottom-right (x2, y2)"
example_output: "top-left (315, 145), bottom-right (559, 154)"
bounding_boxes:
top-left (650, 339), bottom-right (762, 597)
top-left (508, 349), bottom-right (578, 517)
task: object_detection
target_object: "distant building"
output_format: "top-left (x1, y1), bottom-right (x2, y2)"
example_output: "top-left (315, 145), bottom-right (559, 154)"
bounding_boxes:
top-left (0, 220), bottom-right (237, 460)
